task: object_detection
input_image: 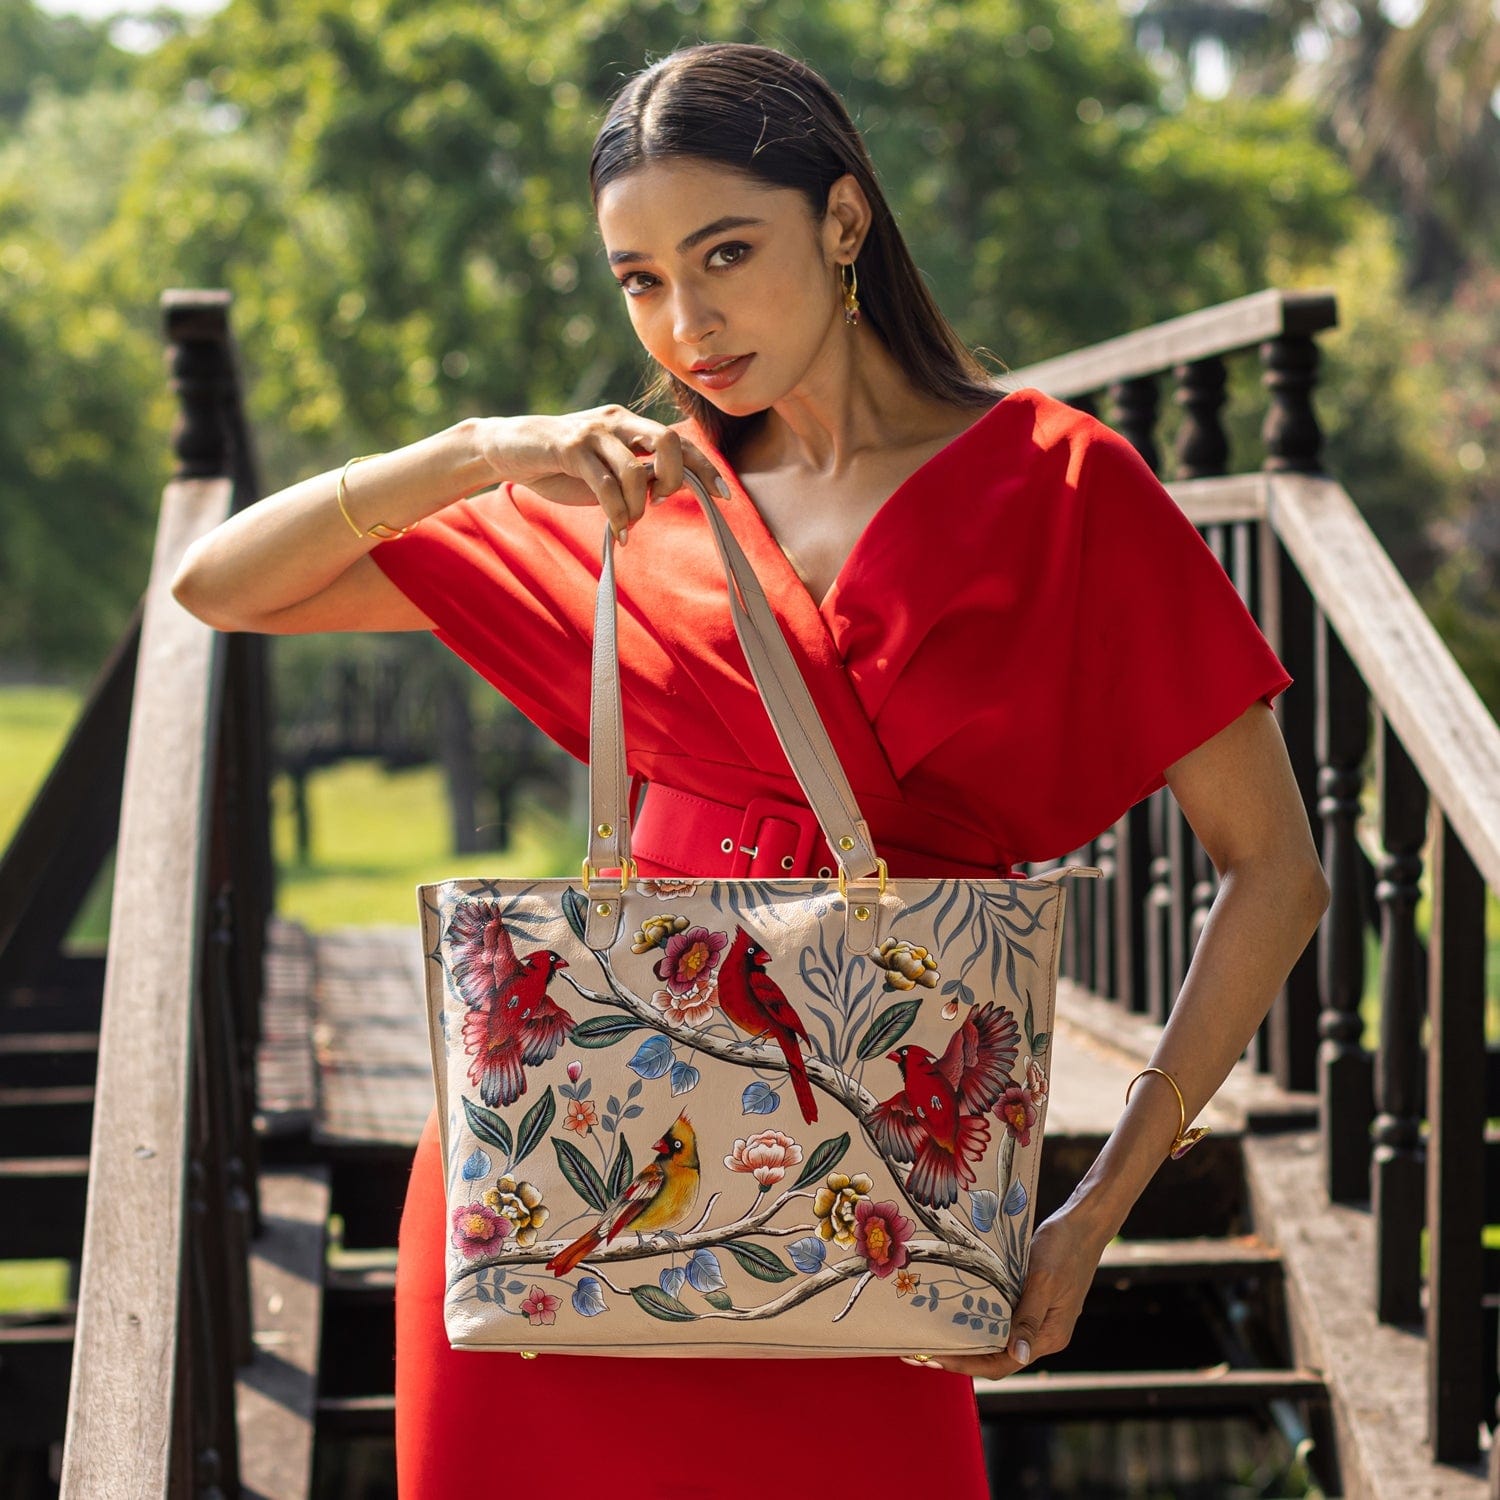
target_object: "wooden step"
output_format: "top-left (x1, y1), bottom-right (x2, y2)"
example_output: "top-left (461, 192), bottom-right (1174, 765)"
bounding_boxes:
top-left (1095, 1232), bottom-right (1283, 1287)
top-left (314, 1394), bottom-right (396, 1439)
top-left (235, 1166), bottom-right (331, 1500)
top-left (0, 1313), bottom-right (73, 1445)
top-left (0, 1156), bottom-right (87, 1258)
top-left (974, 1364), bottom-right (1328, 1416)
top-left (0, 1031), bottom-right (98, 1088)
top-left (0, 1083), bottom-right (94, 1156)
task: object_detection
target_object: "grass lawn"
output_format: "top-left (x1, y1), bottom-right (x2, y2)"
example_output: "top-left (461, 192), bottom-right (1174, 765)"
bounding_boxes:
top-left (0, 685), bottom-right (83, 848)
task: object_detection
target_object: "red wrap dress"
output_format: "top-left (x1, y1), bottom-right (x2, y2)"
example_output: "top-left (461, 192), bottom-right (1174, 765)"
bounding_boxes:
top-left (372, 387), bottom-right (1292, 1498)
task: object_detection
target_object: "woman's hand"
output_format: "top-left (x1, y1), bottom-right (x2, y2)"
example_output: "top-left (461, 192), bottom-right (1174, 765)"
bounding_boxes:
top-left (483, 404), bottom-right (730, 545)
top-left (898, 1209), bottom-right (1104, 1379)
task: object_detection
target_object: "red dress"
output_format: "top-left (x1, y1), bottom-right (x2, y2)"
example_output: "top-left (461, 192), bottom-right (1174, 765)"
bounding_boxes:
top-left (373, 388), bottom-right (1292, 1497)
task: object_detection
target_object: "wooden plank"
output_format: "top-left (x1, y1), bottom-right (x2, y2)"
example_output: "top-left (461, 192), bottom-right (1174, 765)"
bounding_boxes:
top-left (0, 1083), bottom-right (94, 1155)
top-left (312, 926), bottom-right (432, 1148)
top-left (0, 1031), bottom-right (98, 1088)
top-left (0, 1156), bottom-right (87, 1258)
top-left (974, 1365), bottom-right (1328, 1415)
top-left (1269, 472), bottom-right (1500, 893)
top-left (1243, 1129), bottom-right (1489, 1499)
top-left (58, 476), bottom-right (235, 1500)
top-left (235, 1166), bottom-right (330, 1500)
top-left (1008, 289), bottom-right (1336, 400)
top-left (257, 919), bottom-right (317, 1136)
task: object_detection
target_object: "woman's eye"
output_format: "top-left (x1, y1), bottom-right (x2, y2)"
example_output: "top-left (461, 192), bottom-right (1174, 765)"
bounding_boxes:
top-left (617, 241), bottom-right (751, 297)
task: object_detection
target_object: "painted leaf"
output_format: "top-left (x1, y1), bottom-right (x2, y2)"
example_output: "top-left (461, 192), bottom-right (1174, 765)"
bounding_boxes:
top-left (669, 1059), bottom-right (701, 1096)
top-left (608, 1135), bottom-right (634, 1199)
top-left (512, 1087), bottom-right (556, 1167)
top-left (685, 1249), bottom-right (726, 1293)
top-left (553, 1135), bottom-right (610, 1212)
top-left (742, 1080), bottom-right (779, 1115)
top-left (659, 1265), bottom-right (688, 1298)
top-left (969, 1190), bottom-right (999, 1232)
top-left (854, 998), bottom-right (922, 1061)
top-left (571, 1015), bottom-right (646, 1049)
top-left (461, 1147), bottom-right (492, 1182)
top-left (1003, 1179), bottom-right (1028, 1217)
top-left (627, 1035), bottom-right (674, 1080)
top-left (790, 1132), bottom-right (851, 1190)
top-left (722, 1239), bottom-right (795, 1283)
top-left (631, 1285), bottom-right (697, 1322)
top-left (788, 1236), bottom-right (828, 1274)
top-left (703, 1289), bottom-right (734, 1311)
top-left (462, 1097), bottom-right (513, 1157)
top-left (560, 885), bottom-right (589, 943)
top-left (572, 1277), bottom-right (606, 1316)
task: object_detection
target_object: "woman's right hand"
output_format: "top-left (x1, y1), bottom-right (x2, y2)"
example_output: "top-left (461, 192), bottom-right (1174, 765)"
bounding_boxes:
top-left (481, 405), bottom-right (730, 545)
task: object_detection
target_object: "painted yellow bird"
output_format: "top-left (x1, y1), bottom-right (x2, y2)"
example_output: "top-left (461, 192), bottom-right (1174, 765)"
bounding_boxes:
top-left (545, 1112), bottom-right (701, 1277)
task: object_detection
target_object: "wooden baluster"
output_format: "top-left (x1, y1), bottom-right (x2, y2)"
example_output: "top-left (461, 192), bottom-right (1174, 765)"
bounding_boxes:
top-left (1426, 813), bottom-right (1486, 1462)
top-left (1108, 375), bottom-right (1159, 472)
top-left (1371, 715), bottom-right (1424, 1314)
top-left (1091, 826), bottom-right (1117, 1001)
top-left (1261, 332), bottom-right (1323, 474)
top-left (1318, 621), bottom-right (1373, 1203)
top-left (164, 292), bottom-right (233, 480)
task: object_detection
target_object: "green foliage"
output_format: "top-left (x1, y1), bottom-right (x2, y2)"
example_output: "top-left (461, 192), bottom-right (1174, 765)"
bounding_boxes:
top-left (0, 0), bottom-right (130, 126)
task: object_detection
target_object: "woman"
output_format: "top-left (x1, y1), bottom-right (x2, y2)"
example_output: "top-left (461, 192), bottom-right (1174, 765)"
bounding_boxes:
top-left (173, 40), bottom-right (1328, 1498)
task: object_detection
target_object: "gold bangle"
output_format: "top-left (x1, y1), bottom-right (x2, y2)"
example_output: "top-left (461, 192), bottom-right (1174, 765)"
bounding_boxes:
top-left (1124, 1066), bottom-right (1211, 1160)
top-left (337, 452), bottom-right (416, 541)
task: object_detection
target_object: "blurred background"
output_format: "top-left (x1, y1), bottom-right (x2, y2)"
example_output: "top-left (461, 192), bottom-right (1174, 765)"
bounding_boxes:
top-left (2, 0), bottom-right (1496, 920)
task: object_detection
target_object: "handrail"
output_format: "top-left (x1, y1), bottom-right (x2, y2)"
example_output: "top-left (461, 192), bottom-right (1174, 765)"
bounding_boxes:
top-left (1008, 287), bottom-right (1337, 400)
top-left (58, 477), bottom-right (234, 1497)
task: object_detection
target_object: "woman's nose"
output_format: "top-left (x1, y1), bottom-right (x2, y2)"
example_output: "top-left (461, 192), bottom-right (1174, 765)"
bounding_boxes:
top-left (672, 289), bottom-right (721, 346)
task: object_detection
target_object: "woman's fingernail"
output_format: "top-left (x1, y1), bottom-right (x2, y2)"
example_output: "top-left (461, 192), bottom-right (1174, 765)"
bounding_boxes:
top-left (714, 475), bottom-right (731, 499)
top-left (617, 525), bottom-right (628, 546)
top-left (900, 1356), bottom-right (944, 1369)
top-left (1013, 1338), bottom-right (1031, 1365)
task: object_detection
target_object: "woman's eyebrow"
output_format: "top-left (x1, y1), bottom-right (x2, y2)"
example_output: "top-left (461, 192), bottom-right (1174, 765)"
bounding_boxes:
top-left (607, 215), bottom-right (768, 266)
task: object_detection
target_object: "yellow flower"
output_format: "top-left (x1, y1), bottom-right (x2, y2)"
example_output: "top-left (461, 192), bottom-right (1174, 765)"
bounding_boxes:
top-left (812, 1171), bottom-right (874, 1246)
top-left (874, 938), bottom-right (940, 991)
top-left (631, 913), bottom-right (690, 953)
top-left (482, 1175), bottom-right (550, 1248)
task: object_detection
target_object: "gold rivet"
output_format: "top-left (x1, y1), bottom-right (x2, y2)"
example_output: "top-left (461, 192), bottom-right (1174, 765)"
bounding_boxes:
top-left (838, 835), bottom-right (855, 850)
top-left (854, 905), bottom-right (870, 921)
top-left (519, 1351), bottom-right (538, 1360)
top-left (596, 822), bottom-right (613, 838)
top-left (595, 902), bottom-right (611, 915)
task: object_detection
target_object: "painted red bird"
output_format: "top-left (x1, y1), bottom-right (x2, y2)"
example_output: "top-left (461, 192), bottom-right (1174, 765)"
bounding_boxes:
top-left (445, 901), bottom-right (575, 1108)
top-left (866, 1000), bottom-right (1021, 1208)
top-left (545, 1112), bottom-right (702, 1277)
top-left (716, 925), bottom-right (819, 1123)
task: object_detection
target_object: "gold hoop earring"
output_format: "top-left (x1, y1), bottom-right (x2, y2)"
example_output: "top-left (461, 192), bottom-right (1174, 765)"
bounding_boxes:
top-left (841, 260), bottom-right (861, 326)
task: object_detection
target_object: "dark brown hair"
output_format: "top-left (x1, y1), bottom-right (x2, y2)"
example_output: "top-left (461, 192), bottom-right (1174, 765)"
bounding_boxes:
top-left (588, 41), bottom-right (1010, 461)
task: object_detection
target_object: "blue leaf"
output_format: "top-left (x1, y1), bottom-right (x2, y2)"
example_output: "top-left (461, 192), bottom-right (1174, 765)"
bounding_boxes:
top-left (576, 1077), bottom-right (592, 1100)
top-left (969, 1190), bottom-right (999, 1232)
top-left (742, 1080), bottom-right (779, 1115)
top-left (626, 1079), bottom-right (643, 1099)
top-left (962, 1294), bottom-right (974, 1310)
top-left (659, 1265), bottom-right (688, 1298)
top-left (506, 1280), bottom-right (525, 1294)
top-left (460, 1148), bottom-right (492, 1182)
top-left (685, 1249), bottom-right (726, 1292)
top-left (788, 1236), bottom-right (828, 1274)
top-left (623, 1104), bottom-right (644, 1118)
top-left (572, 1277), bottom-right (607, 1316)
top-left (670, 1059), bottom-right (701, 1096)
top-left (1003, 1180), bottom-right (1028, 1217)
top-left (952, 1312), bottom-right (971, 1326)
top-left (475, 1283), bottom-right (492, 1303)
top-left (627, 1035), bottom-right (674, 1080)
top-left (607, 1095), bottom-right (621, 1116)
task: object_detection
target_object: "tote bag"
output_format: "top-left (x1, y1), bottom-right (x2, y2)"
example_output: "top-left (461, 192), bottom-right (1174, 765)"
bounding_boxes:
top-left (417, 470), bottom-right (1099, 1358)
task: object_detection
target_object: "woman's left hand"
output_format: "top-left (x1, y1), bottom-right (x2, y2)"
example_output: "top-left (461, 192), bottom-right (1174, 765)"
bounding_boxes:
top-left (899, 1209), bottom-right (1105, 1379)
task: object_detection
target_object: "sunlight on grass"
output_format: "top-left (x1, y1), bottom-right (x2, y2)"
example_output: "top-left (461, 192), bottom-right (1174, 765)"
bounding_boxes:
top-left (270, 759), bottom-right (578, 931)
top-left (0, 686), bottom-right (81, 849)
top-left (0, 1260), bottom-right (71, 1313)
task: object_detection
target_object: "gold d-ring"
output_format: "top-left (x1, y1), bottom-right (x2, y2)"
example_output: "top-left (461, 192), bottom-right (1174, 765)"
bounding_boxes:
top-left (837, 857), bottom-right (888, 901)
top-left (581, 855), bottom-right (635, 894)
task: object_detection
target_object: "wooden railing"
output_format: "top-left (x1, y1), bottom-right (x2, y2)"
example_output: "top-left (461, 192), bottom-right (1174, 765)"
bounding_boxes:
top-left (58, 292), bottom-right (273, 1497)
top-left (1012, 286), bottom-right (1499, 1478)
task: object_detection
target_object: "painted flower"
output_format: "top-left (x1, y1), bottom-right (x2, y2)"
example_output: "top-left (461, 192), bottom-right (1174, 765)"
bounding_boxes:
top-left (725, 1128), bottom-right (804, 1190)
top-left (632, 913), bottom-right (689, 954)
top-left (483, 1175), bottom-right (550, 1248)
top-left (650, 975), bottom-right (719, 1028)
top-left (564, 1098), bottom-right (599, 1136)
top-left (451, 1203), bottom-right (510, 1259)
top-left (874, 938), bottom-right (940, 991)
top-left (566, 1059), bottom-right (582, 1083)
top-left (637, 878), bottom-right (703, 899)
top-left (654, 925), bottom-right (729, 993)
top-left (997, 1083), bottom-right (1039, 1147)
top-left (520, 1285), bottom-right (561, 1326)
top-left (894, 1267), bottom-right (921, 1297)
top-left (854, 1199), bottom-right (915, 1278)
top-left (1025, 1056), bottom-right (1048, 1102)
top-left (813, 1171), bottom-right (875, 1247)
top-left (941, 997), bottom-right (961, 1021)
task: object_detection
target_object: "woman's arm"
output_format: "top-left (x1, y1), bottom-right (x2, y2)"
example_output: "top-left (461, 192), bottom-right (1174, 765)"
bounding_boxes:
top-left (171, 418), bottom-right (498, 634)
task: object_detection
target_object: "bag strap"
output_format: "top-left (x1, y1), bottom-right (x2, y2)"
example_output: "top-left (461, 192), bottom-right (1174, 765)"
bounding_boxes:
top-left (587, 470), bottom-right (880, 884)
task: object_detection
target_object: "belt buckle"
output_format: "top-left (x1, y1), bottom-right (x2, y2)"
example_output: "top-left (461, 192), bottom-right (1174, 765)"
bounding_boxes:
top-left (730, 795), bottom-right (820, 878)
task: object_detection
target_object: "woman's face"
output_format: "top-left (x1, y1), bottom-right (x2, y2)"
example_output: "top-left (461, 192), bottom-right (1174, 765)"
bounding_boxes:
top-left (595, 158), bottom-right (856, 416)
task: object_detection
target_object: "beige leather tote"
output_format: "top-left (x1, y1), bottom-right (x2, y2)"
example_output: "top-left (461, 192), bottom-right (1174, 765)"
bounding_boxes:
top-left (418, 471), bottom-right (1100, 1358)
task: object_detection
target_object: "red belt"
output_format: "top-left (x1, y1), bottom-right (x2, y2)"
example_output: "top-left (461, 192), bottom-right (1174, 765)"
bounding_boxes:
top-left (628, 777), bottom-right (1020, 880)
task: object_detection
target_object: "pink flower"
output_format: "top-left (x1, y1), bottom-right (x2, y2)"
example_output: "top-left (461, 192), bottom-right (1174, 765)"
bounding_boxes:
top-left (567, 1060), bottom-right (582, 1083)
top-left (654, 925), bottom-right (729, 993)
top-left (724, 1128), bottom-right (804, 1189)
top-left (650, 975), bottom-right (719, 1027)
top-left (451, 1203), bottom-right (510, 1259)
top-left (854, 1199), bottom-right (915, 1278)
top-left (1025, 1057), bottom-right (1048, 1101)
top-left (520, 1285), bottom-right (561, 1326)
top-left (997, 1083), bottom-right (1039, 1147)
top-left (637, 878), bottom-right (702, 898)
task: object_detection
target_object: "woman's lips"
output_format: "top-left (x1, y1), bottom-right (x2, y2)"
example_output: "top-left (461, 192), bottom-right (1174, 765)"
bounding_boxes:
top-left (693, 354), bottom-right (753, 389)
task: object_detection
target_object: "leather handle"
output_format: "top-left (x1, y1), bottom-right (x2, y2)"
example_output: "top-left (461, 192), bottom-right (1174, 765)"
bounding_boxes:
top-left (587, 470), bottom-right (880, 882)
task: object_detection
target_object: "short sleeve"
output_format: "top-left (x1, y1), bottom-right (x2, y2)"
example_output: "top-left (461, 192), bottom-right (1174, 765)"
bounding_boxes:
top-left (1056, 420), bottom-right (1293, 842)
top-left (370, 482), bottom-right (600, 762)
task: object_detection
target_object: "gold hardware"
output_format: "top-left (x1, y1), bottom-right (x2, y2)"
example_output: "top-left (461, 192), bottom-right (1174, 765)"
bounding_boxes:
top-left (595, 902), bottom-right (611, 915)
top-left (837, 858), bottom-right (888, 900)
top-left (854, 905), bottom-right (870, 921)
top-left (519, 1351), bottom-right (539, 1360)
top-left (1124, 1066), bottom-right (1212, 1160)
top-left (581, 855), bottom-right (634, 894)
top-left (838, 835), bottom-right (855, 851)
top-left (596, 822), bottom-right (613, 838)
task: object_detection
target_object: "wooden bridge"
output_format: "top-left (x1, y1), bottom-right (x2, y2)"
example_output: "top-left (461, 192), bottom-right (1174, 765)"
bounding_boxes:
top-left (1, 287), bottom-right (1496, 1498)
